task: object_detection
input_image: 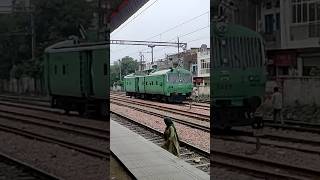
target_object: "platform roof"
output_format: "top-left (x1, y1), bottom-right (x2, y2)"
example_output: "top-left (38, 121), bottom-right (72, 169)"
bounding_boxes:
top-left (107, 0), bottom-right (149, 32)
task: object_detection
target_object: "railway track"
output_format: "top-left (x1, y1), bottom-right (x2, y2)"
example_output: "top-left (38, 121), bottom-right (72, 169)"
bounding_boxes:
top-left (110, 112), bottom-right (210, 174)
top-left (234, 128), bottom-right (319, 145)
top-left (0, 119), bottom-right (108, 159)
top-left (111, 99), bottom-right (210, 132)
top-left (0, 104), bottom-right (108, 135)
top-left (0, 101), bottom-right (109, 159)
top-left (0, 151), bottom-right (59, 180)
top-left (2, 94), bottom-right (320, 179)
top-left (214, 129), bottom-right (320, 155)
top-left (1, 94), bottom-right (320, 135)
top-left (110, 95), bottom-right (210, 121)
top-left (211, 148), bottom-right (320, 180)
top-left (110, 91), bottom-right (210, 110)
top-left (182, 101), bottom-right (210, 110)
top-left (0, 97), bottom-right (210, 133)
top-left (264, 119), bottom-right (320, 134)
top-left (212, 127), bottom-right (320, 179)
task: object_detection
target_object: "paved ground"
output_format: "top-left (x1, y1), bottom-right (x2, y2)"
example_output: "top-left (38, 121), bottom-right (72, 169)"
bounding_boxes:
top-left (110, 119), bottom-right (209, 180)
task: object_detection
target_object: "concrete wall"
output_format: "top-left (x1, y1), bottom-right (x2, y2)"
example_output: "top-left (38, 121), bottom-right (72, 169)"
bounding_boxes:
top-left (0, 77), bottom-right (45, 95)
top-left (197, 85), bottom-right (210, 96)
top-left (267, 77), bottom-right (320, 106)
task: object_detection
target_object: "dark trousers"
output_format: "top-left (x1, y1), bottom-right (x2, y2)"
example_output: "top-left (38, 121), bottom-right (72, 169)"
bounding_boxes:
top-left (273, 109), bottom-right (283, 124)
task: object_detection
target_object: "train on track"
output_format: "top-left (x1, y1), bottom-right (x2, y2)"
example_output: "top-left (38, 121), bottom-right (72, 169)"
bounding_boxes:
top-left (212, 21), bottom-right (266, 129)
top-left (44, 39), bottom-right (108, 117)
top-left (123, 67), bottom-right (193, 103)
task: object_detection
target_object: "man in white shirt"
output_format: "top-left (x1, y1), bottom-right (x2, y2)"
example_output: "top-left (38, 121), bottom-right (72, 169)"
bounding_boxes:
top-left (189, 87), bottom-right (199, 109)
top-left (272, 87), bottom-right (283, 125)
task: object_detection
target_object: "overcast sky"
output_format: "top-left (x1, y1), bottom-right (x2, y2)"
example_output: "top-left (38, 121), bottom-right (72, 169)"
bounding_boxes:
top-left (110, 0), bottom-right (210, 65)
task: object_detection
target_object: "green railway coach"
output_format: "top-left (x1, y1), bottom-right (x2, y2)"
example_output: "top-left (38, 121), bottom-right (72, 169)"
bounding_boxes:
top-left (124, 67), bottom-right (193, 103)
top-left (45, 40), bottom-right (108, 117)
top-left (212, 22), bottom-right (266, 129)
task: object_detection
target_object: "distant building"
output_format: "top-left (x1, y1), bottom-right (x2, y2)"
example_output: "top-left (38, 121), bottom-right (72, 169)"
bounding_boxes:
top-left (257, 0), bottom-right (320, 77)
top-left (220, 0), bottom-right (320, 77)
top-left (195, 44), bottom-right (210, 87)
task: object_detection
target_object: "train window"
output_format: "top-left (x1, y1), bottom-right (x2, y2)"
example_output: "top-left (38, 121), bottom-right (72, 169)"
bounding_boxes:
top-left (104, 64), bottom-right (107, 75)
top-left (62, 65), bottom-right (66, 75)
top-left (152, 81), bottom-right (153, 85)
top-left (160, 82), bottom-right (162, 86)
top-left (54, 65), bottom-right (57, 75)
top-left (181, 73), bottom-right (192, 83)
top-left (168, 73), bottom-right (178, 83)
top-left (156, 81), bottom-right (158, 85)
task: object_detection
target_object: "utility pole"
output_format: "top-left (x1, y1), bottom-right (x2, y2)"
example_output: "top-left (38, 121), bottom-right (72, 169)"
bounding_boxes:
top-left (139, 52), bottom-right (144, 71)
top-left (177, 37), bottom-right (180, 67)
top-left (118, 59), bottom-right (121, 81)
top-left (148, 45), bottom-right (155, 64)
top-left (139, 51), bottom-right (151, 71)
top-left (24, 0), bottom-right (36, 60)
top-left (30, 4), bottom-right (35, 60)
top-left (110, 39), bottom-right (187, 67)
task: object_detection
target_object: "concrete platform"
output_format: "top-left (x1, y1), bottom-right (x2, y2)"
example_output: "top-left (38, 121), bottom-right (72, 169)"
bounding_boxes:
top-left (111, 119), bottom-right (210, 180)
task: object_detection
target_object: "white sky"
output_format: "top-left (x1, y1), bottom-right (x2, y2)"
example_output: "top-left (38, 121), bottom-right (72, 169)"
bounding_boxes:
top-left (110, 0), bottom-right (210, 65)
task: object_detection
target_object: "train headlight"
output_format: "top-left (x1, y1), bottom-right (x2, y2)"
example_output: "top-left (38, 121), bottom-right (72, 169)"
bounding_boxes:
top-left (248, 76), bottom-right (259, 81)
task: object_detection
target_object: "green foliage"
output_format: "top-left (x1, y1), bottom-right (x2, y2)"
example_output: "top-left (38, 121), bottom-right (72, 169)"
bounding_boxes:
top-left (0, 14), bottom-right (30, 79)
top-left (120, 56), bottom-right (139, 76)
top-left (110, 63), bottom-right (120, 87)
top-left (0, 0), bottom-right (94, 79)
top-left (110, 56), bottom-right (139, 87)
top-left (33, 0), bottom-right (94, 52)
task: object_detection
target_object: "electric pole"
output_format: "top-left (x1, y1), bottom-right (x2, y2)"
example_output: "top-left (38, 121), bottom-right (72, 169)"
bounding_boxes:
top-left (110, 39), bottom-right (187, 67)
top-left (177, 37), bottom-right (180, 67)
top-left (118, 59), bottom-right (121, 81)
top-left (139, 52), bottom-right (144, 71)
top-left (148, 45), bottom-right (155, 64)
top-left (30, 4), bottom-right (35, 60)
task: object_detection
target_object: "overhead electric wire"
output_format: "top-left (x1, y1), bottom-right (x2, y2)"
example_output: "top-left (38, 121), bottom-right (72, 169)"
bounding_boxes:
top-left (153, 25), bottom-right (209, 53)
top-left (153, 36), bottom-right (210, 60)
top-left (111, 4), bottom-right (209, 63)
top-left (111, 24), bottom-right (209, 62)
top-left (111, 10), bottom-right (209, 53)
top-left (111, 0), bottom-right (159, 36)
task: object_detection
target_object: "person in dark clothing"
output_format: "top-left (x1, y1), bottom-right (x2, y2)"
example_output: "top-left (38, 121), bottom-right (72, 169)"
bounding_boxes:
top-left (272, 87), bottom-right (283, 124)
top-left (162, 117), bottom-right (180, 157)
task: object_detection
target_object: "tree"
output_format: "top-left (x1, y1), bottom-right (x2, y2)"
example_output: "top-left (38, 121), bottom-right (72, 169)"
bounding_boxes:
top-left (33, 0), bottom-right (94, 53)
top-left (110, 62), bottom-right (120, 87)
top-left (120, 56), bottom-right (139, 76)
top-left (110, 56), bottom-right (139, 87)
top-left (0, 0), bottom-right (94, 79)
top-left (0, 14), bottom-right (30, 79)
